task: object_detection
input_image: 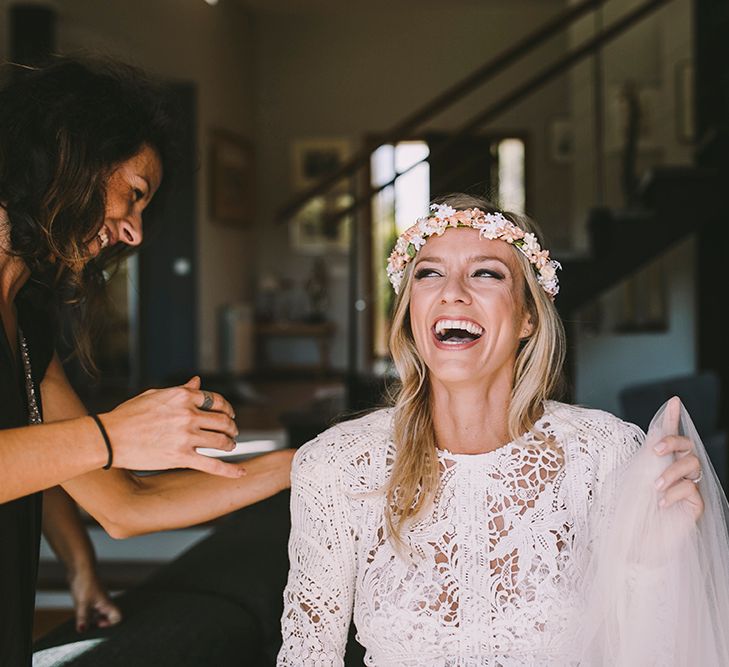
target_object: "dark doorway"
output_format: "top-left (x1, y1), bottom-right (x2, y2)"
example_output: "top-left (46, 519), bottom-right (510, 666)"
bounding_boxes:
top-left (138, 82), bottom-right (198, 387)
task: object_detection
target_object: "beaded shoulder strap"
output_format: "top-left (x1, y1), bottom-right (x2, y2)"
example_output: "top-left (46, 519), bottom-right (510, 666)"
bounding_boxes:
top-left (18, 328), bottom-right (42, 425)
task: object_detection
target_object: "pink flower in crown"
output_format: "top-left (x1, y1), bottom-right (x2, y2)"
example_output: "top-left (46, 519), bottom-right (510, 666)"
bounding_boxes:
top-left (402, 224), bottom-right (420, 241)
top-left (500, 226), bottom-right (526, 244)
top-left (452, 209), bottom-right (475, 226)
top-left (389, 251), bottom-right (407, 272)
top-left (533, 249), bottom-right (550, 269)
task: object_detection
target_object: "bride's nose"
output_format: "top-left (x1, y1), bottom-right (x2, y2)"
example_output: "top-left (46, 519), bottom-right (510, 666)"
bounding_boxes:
top-left (439, 273), bottom-right (471, 304)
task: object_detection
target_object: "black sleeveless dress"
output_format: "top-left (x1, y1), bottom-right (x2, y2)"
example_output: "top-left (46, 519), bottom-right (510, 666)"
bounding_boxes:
top-left (0, 284), bottom-right (55, 666)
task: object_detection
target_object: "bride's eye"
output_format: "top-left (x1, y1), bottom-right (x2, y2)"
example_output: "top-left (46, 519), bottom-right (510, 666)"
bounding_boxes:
top-left (472, 268), bottom-right (504, 279)
top-left (414, 268), bottom-right (442, 280)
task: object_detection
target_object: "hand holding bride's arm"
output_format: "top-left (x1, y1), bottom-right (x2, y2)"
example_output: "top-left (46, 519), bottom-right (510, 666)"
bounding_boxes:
top-left (40, 353), bottom-right (294, 537)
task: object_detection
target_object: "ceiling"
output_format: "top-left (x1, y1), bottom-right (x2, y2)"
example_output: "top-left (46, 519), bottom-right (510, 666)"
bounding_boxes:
top-left (233, 0), bottom-right (564, 15)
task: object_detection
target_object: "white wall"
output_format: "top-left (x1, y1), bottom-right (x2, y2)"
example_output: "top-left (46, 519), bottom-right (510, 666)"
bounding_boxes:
top-left (0, 0), bottom-right (256, 371)
top-left (252, 0), bottom-right (572, 370)
top-left (568, 0), bottom-right (697, 415)
top-left (575, 235), bottom-right (697, 416)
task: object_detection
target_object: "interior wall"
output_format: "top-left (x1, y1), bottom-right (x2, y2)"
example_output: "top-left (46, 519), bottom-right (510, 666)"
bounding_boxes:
top-left (575, 236), bottom-right (697, 416)
top-left (0, 0), bottom-right (256, 371)
top-left (568, 0), bottom-right (695, 248)
top-left (252, 0), bottom-right (572, 371)
top-left (569, 0), bottom-right (697, 414)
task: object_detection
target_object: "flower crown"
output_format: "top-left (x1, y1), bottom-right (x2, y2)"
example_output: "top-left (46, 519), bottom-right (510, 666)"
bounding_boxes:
top-left (386, 204), bottom-right (561, 299)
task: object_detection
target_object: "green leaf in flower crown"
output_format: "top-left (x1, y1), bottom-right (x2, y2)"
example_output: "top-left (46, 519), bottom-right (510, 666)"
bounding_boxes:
top-left (407, 244), bottom-right (417, 258)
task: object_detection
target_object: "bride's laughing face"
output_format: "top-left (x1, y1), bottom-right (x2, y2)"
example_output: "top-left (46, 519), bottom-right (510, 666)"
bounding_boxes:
top-left (408, 227), bottom-right (533, 387)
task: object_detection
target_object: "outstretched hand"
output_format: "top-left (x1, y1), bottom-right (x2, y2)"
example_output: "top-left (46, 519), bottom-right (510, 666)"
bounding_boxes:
top-left (101, 376), bottom-right (246, 478)
top-left (651, 396), bottom-right (704, 521)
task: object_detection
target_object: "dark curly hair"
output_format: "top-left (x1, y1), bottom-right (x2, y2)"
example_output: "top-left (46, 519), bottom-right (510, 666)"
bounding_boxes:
top-left (0, 55), bottom-right (179, 373)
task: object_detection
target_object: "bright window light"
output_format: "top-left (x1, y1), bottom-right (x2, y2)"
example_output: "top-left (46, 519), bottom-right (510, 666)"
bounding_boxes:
top-left (498, 138), bottom-right (525, 214)
top-left (371, 141), bottom-right (429, 358)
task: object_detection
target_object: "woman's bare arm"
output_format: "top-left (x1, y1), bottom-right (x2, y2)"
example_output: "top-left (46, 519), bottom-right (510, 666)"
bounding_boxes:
top-left (0, 357), bottom-right (244, 503)
top-left (42, 486), bottom-right (122, 631)
top-left (41, 354), bottom-right (293, 538)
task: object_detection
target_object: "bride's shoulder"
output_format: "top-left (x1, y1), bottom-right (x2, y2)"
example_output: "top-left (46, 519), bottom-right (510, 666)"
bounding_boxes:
top-left (546, 399), bottom-right (645, 453)
top-left (293, 407), bottom-right (394, 473)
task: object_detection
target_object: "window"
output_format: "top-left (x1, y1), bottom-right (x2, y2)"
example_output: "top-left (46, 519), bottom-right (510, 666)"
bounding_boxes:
top-left (367, 136), bottom-right (525, 366)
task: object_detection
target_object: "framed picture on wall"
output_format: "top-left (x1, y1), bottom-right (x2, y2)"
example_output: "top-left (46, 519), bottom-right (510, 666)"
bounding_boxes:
top-left (209, 129), bottom-right (255, 226)
top-left (289, 192), bottom-right (353, 255)
top-left (606, 84), bottom-right (662, 153)
top-left (614, 259), bottom-right (668, 333)
top-left (291, 138), bottom-right (351, 191)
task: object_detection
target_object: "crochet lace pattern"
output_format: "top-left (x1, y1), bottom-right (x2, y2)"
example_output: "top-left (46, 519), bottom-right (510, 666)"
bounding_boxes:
top-left (277, 400), bottom-right (644, 666)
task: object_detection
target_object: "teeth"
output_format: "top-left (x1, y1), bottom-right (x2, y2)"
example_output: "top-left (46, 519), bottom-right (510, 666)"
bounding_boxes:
top-left (434, 319), bottom-right (484, 336)
top-left (97, 227), bottom-right (109, 249)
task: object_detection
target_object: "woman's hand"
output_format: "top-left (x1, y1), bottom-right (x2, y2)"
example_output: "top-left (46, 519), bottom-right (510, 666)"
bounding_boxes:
top-left (101, 376), bottom-right (244, 478)
top-left (68, 568), bottom-right (122, 633)
top-left (652, 397), bottom-right (705, 522)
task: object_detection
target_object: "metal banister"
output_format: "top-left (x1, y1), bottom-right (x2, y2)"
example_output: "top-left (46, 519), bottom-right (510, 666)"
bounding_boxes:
top-left (276, 0), bottom-right (607, 222)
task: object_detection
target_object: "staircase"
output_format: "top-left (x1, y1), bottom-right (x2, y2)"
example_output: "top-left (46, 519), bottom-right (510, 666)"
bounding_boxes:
top-left (557, 166), bottom-right (720, 317)
top-left (272, 0), bottom-right (706, 401)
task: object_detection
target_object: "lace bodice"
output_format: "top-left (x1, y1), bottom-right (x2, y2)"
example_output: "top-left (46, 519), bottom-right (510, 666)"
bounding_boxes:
top-left (278, 400), bottom-right (644, 666)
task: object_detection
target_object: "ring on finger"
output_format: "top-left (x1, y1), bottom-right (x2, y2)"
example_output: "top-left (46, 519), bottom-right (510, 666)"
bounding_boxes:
top-left (684, 469), bottom-right (703, 484)
top-left (200, 390), bottom-right (214, 411)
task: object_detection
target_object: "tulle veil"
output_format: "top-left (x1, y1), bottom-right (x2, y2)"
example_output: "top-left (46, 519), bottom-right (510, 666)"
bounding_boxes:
top-left (575, 396), bottom-right (729, 665)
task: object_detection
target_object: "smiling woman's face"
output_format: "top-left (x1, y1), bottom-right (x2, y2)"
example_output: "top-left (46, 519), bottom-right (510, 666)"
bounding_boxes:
top-left (88, 144), bottom-right (163, 257)
top-left (408, 227), bottom-right (533, 387)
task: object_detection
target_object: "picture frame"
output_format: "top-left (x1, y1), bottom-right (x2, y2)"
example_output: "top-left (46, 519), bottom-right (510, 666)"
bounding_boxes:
top-left (291, 138), bottom-right (351, 191)
top-left (614, 259), bottom-right (668, 333)
top-left (606, 84), bottom-right (662, 153)
top-left (289, 192), bottom-right (353, 255)
top-left (209, 129), bottom-right (255, 226)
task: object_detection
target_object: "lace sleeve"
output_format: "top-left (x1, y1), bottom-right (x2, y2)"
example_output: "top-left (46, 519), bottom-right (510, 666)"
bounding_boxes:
top-left (277, 438), bottom-right (356, 666)
top-left (591, 418), bottom-right (644, 521)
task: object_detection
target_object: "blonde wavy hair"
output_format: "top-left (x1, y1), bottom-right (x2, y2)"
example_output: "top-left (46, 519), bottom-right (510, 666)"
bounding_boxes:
top-left (385, 193), bottom-right (567, 543)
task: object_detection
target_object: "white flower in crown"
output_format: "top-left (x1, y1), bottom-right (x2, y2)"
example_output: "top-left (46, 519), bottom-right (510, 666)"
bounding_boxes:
top-left (539, 260), bottom-right (557, 281)
top-left (521, 232), bottom-right (540, 253)
top-left (430, 203), bottom-right (457, 220)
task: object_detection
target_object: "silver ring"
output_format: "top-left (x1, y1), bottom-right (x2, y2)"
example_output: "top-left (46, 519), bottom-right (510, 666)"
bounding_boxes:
top-left (685, 469), bottom-right (703, 484)
top-left (200, 391), bottom-right (214, 411)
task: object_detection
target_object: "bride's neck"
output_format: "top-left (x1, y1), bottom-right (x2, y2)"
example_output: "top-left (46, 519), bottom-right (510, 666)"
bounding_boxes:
top-left (430, 373), bottom-right (513, 455)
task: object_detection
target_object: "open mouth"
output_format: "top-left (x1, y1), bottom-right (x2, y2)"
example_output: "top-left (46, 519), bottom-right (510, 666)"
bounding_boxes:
top-left (97, 226), bottom-right (110, 249)
top-left (433, 318), bottom-right (484, 345)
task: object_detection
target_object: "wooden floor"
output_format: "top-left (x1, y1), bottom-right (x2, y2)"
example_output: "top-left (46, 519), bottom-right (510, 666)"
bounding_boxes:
top-left (34, 610), bottom-right (74, 641)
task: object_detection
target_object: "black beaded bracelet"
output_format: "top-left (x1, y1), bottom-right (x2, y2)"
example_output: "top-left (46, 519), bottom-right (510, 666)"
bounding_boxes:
top-left (90, 414), bottom-right (113, 470)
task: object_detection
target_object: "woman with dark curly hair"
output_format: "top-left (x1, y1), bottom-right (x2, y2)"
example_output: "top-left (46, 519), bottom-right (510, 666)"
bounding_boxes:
top-left (0, 57), bottom-right (293, 665)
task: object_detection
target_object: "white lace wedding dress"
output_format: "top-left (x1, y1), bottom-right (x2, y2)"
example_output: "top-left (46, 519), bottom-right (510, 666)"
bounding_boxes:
top-left (277, 400), bottom-right (645, 666)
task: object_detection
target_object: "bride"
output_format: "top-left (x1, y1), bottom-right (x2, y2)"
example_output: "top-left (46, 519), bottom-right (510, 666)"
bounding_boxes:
top-left (277, 194), bottom-right (728, 665)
